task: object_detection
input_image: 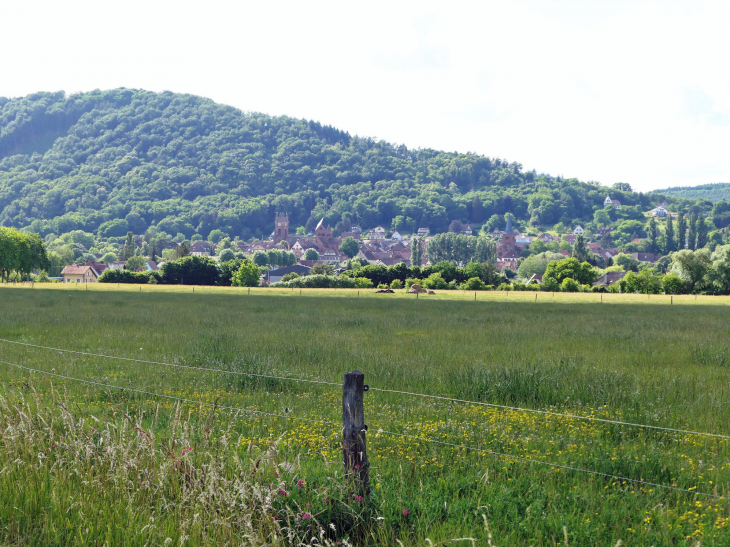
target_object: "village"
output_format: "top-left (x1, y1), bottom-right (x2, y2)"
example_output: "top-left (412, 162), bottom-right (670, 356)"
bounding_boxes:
top-left (58, 194), bottom-right (681, 290)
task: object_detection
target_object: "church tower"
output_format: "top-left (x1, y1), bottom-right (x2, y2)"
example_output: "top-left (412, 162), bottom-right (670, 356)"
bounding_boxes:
top-left (274, 213), bottom-right (289, 241)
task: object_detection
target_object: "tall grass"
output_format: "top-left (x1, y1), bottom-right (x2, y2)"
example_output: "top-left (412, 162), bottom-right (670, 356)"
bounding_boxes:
top-left (1, 286), bottom-right (730, 544)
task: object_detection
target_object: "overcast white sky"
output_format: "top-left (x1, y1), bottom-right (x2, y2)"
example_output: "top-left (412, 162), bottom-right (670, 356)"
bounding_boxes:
top-left (1, 0), bottom-right (729, 191)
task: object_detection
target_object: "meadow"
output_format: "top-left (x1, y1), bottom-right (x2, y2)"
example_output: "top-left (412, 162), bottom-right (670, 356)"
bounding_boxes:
top-left (1, 284), bottom-right (730, 545)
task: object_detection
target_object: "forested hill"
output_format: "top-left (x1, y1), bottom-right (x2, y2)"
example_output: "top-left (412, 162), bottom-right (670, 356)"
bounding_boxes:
top-left (1, 89), bottom-right (665, 240)
top-left (655, 183), bottom-right (730, 203)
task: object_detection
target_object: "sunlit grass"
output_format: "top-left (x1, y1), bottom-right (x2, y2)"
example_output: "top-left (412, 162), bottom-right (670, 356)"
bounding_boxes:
top-left (1, 285), bottom-right (730, 545)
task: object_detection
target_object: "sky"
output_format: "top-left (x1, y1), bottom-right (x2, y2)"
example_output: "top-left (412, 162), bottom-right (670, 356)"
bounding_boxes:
top-left (1, 0), bottom-right (729, 192)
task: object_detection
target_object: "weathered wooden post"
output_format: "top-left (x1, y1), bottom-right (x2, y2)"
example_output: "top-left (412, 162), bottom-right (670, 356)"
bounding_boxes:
top-left (342, 370), bottom-right (370, 496)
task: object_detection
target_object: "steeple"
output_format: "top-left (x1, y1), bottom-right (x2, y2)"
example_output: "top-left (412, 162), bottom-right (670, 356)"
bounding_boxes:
top-left (505, 212), bottom-right (513, 234)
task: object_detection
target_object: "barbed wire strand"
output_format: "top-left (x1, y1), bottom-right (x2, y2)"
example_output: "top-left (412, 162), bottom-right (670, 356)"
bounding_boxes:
top-left (0, 338), bottom-right (340, 387)
top-left (375, 428), bottom-right (721, 499)
top-left (0, 359), bottom-right (340, 427)
top-left (0, 358), bottom-right (718, 500)
top-left (2, 337), bottom-right (729, 441)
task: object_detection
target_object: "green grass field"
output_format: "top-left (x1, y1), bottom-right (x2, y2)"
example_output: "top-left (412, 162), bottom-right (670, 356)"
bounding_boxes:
top-left (1, 285), bottom-right (730, 545)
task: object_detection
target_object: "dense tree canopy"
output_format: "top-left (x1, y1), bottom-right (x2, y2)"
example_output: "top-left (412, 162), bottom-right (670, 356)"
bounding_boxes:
top-left (0, 89), bottom-right (694, 242)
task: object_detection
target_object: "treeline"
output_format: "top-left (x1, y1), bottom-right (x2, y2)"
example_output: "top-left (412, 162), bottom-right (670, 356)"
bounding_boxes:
top-left (0, 89), bottom-right (696, 242)
top-left (0, 227), bottom-right (49, 282)
top-left (98, 256), bottom-right (261, 287)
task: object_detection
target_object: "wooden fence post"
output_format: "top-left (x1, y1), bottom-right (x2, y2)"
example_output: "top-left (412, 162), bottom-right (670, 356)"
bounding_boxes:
top-left (343, 370), bottom-right (370, 496)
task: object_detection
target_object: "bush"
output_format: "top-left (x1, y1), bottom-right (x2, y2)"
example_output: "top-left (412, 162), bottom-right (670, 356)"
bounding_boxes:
top-left (662, 273), bottom-right (686, 295)
top-left (271, 275), bottom-right (360, 289)
top-left (280, 272), bottom-right (300, 282)
top-left (377, 283), bottom-right (388, 289)
top-left (497, 283), bottom-right (512, 291)
top-left (353, 277), bottom-right (374, 289)
top-left (462, 277), bottom-right (487, 291)
top-left (231, 260), bottom-right (260, 287)
top-left (423, 272), bottom-right (448, 290)
top-left (561, 278), bottom-right (580, 292)
top-left (390, 279), bottom-right (404, 289)
top-left (98, 269), bottom-right (158, 284)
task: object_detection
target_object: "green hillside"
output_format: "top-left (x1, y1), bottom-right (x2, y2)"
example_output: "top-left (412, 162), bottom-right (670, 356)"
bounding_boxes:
top-left (655, 182), bottom-right (730, 203)
top-left (0, 89), bottom-right (688, 240)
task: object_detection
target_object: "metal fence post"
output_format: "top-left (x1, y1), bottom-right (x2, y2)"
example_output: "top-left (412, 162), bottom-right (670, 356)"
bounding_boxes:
top-left (343, 370), bottom-right (370, 496)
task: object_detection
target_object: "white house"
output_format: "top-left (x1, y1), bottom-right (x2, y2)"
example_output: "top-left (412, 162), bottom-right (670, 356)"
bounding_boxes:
top-left (417, 227), bottom-right (430, 236)
top-left (391, 231), bottom-right (403, 241)
top-left (604, 195), bottom-right (621, 209)
top-left (651, 206), bottom-right (668, 217)
top-left (573, 225), bottom-right (585, 235)
top-left (366, 226), bottom-right (386, 240)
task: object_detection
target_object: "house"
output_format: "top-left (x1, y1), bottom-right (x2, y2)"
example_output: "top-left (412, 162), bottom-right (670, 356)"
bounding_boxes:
top-left (631, 252), bottom-right (658, 263)
top-left (85, 262), bottom-right (107, 276)
top-left (604, 195), bottom-right (621, 209)
top-left (390, 231), bottom-right (403, 241)
top-left (366, 226), bottom-right (386, 240)
top-left (515, 235), bottom-right (533, 245)
top-left (573, 225), bottom-right (585, 235)
top-left (268, 265), bottom-right (311, 283)
top-left (349, 224), bottom-right (362, 234)
top-left (341, 232), bottom-right (361, 240)
top-left (190, 241), bottom-right (212, 256)
top-left (61, 265), bottom-right (98, 283)
top-left (562, 234), bottom-right (577, 245)
top-left (417, 227), bottom-right (430, 237)
top-left (539, 233), bottom-right (557, 243)
top-left (596, 227), bottom-right (612, 238)
top-left (651, 206), bottom-right (669, 217)
top-left (108, 261), bottom-right (126, 270)
top-left (144, 261), bottom-right (159, 271)
top-left (593, 271), bottom-right (626, 286)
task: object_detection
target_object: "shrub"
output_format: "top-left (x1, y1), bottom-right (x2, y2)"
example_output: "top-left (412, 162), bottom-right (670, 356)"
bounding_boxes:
top-left (377, 283), bottom-right (389, 289)
top-left (561, 278), bottom-right (580, 292)
top-left (353, 277), bottom-right (374, 289)
top-left (390, 279), bottom-right (404, 289)
top-left (98, 269), bottom-right (156, 284)
top-left (497, 283), bottom-right (512, 291)
top-left (280, 272), bottom-right (300, 282)
top-left (462, 277), bottom-right (487, 291)
top-left (662, 273), bottom-right (686, 295)
top-left (231, 260), bottom-right (260, 287)
top-left (271, 275), bottom-right (360, 289)
top-left (423, 272), bottom-right (448, 290)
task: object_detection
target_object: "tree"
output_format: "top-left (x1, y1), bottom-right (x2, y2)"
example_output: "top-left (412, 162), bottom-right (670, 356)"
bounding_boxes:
top-left (218, 258), bottom-right (244, 286)
top-left (175, 242), bottom-right (191, 259)
top-left (304, 248), bottom-right (319, 261)
top-left (669, 249), bottom-right (711, 292)
top-left (662, 274), bottom-right (685, 295)
top-left (543, 257), bottom-right (597, 286)
top-left (125, 255), bottom-right (146, 271)
top-left (572, 235), bottom-right (590, 262)
top-left (0, 228), bottom-right (49, 282)
top-left (697, 216), bottom-right (708, 249)
top-left (518, 251), bottom-right (564, 279)
top-left (253, 250), bottom-right (269, 266)
top-left (676, 212), bottom-right (687, 250)
top-left (463, 277), bottom-right (487, 290)
top-left (665, 213), bottom-right (675, 253)
top-left (231, 260), bottom-right (260, 287)
top-left (161, 256), bottom-right (220, 285)
top-left (600, 231), bottom-right (613, 249)
top-left (410, 237), bottom-right (423, 267)
top-left (219, 248), bottom-right (236, 262)
top-left (119, 231), bottom-right (136, 261)
top-left (709, 244), bottom-right (730, 293)
top-left (339, 236), bottom-right (360, 259)
top-left (311, 262), bottom-right (335, 275)
top-left (470, 196), bottom-right (484, 223)
top-left (613, 253), bottom-right (640, 272)
top-left (622, 269), bottom-right (662, 294)
top-left (647, 217), bottom-right (658, 253)
top-left (687, 213), bottom-right (697, 250)
top-left (208, 229), bottom-right (227, 244)
top-left (266, 249), bottom-right (282, 266)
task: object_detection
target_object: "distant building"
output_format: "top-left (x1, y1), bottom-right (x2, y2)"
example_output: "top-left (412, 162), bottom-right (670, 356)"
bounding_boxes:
top-left (391, 231), bottom-right (403, 241)
top-left (61, 265), bottom-right (98, 283)
top-left (268, 265), bottom-right (311, 283)
top-left (366, 226), bottom-right (386, 240)
top-left (190, 241), bottom-right (212, 256)
top-left (417, 227), bottom-right (430, 236)
top-left (573, 225), bottom-right (585, 235)
top-left (593, 271), bottom-right (626, 286)
top-left (604, 195), bottom-right (622, 209)
top-left (315, 218), bottom-right (332, 237)
top-left (273, 212), bottom-right (290, 241)
top-left (651, 206), bottom-right (668, 217)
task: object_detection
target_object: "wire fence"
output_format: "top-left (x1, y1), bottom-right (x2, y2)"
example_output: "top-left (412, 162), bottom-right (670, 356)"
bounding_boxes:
top-left (0, 356), bottom-right (723, 499)
top-left (2, 337), bottom-right (729, 441)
